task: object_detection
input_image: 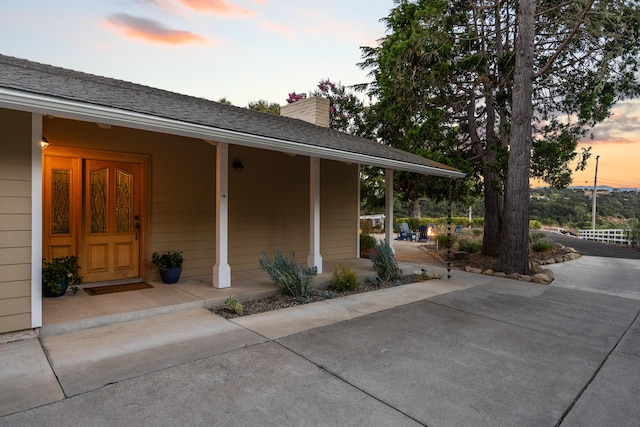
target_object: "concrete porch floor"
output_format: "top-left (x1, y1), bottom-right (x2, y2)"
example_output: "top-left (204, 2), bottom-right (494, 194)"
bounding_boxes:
top-left (41, 257), bottom-right (410, 336)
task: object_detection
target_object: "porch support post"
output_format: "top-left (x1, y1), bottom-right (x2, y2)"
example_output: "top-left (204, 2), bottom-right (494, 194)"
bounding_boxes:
top-left (357, 164), bottom-right (361, 257)
top-left (307, 157), bottom-right (322, 273)
top-left (212, 142), bottom-right (231, 288)
top-left (31, 114), bottom-right (43, 328)
top-left (385, 168), bottom-right (394, 251)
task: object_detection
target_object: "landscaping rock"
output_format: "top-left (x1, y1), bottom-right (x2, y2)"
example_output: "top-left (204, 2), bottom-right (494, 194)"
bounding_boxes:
top-left (533, 273), bottom-right (552, 284)
top-left (506, 273), bottom-right (520, 280)
top-left (493, 272), bottom-right (506, 278)
top-left (531, 265), bottom-right (545, 274)
top-left (482, 269), bottom-right (494, 275)
top-left (519, 275), bottom-right (533, 282)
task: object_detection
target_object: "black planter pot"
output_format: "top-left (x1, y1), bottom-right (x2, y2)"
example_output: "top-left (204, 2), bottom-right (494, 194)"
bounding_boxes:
top-left (160, 267), bottom-right (182, 284)
top-left (43, 281), bottom-right (68, 298)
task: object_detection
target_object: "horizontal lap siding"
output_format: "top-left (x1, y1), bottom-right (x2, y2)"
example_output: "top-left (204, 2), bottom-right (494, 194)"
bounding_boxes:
top-left (228, 146), bottom-right (309, 271)
top-left (321, 160), bottom-right (358, 260)
top-left (43, 118), bottom-right (361, 282)
top-left (45, 118), bottom-right (216, 283)
top-left (0, 108), bottom-right (32, 333)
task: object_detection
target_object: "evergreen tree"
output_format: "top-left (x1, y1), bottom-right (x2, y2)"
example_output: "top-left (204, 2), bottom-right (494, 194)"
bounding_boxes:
top-left (361, 0), bottom-right (640, 273)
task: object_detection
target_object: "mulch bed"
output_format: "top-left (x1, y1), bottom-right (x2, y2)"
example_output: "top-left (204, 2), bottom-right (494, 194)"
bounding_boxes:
top-left (211, 274), bottom-right (434, 319)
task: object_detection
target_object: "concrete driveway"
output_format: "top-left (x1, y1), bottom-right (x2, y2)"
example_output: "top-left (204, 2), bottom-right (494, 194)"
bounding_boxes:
top-left (1, 254), bottom-right (639, 425)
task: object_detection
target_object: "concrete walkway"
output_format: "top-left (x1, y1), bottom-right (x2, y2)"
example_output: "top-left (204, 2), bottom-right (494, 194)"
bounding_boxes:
top-left (1, 255), bottom-right (639, 426)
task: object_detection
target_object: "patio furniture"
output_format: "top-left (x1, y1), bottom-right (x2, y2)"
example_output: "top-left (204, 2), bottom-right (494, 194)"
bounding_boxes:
top-left (395, 223), bottom-right (409, 240)
top-left (418, 225), bottom-right (429, 242)
top-left (402, 222), bottom-right (417, 241)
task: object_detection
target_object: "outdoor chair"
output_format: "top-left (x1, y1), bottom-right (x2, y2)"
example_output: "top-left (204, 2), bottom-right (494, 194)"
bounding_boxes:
top-left (395, 223), bottom-right (409, 240)
top-left (402, 222), bottom-right (417, 241)
top-left (418, 225), bottom-right (429, 242)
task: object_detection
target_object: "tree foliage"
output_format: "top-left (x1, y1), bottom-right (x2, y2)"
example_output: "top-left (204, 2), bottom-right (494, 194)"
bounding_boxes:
top-left (360, 0), bottom-right (640, 272)
top-left (247, 99), bottom-right (281, 115)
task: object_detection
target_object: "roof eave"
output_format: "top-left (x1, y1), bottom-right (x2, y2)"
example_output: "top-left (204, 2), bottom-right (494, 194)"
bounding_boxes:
top-left (0, 88), bottom-right (465, 179)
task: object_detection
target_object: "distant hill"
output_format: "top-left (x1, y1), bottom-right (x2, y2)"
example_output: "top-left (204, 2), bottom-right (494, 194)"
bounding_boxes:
top-left (566, 186), bottom-right (639, 193)
top-left (530, 187), bottom-right (640, 228)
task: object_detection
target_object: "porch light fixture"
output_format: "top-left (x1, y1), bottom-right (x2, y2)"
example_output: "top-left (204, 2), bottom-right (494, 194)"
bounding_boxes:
top-left (232, 158), bottom-right (244, 171)
top-left (40, 136), bottom-right (50, 149)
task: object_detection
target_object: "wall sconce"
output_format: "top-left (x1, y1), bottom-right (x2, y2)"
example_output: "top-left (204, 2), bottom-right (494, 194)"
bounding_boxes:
top-left (232, 159), bottom-right (244, 172)
top-left (40, 136), bottom-right (50, 149)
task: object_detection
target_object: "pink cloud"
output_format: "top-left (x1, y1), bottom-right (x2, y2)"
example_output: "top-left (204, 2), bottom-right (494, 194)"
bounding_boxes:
top-left (177, 0), bottom-right (254, 16)
top-left (259, 19), bottom-right (293, 36)
top-left (585, 100), bottom-right (640, 144)
top-left (105, 13), bottom-right (206, 45)
top-left (586, 135), bottom-right (636, 145)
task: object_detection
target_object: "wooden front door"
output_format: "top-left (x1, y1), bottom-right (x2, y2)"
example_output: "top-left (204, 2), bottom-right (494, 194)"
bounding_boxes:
top-left (44, 149), bottom-right (147, 284)
top-left (83, 160), bottom-right (141, 283)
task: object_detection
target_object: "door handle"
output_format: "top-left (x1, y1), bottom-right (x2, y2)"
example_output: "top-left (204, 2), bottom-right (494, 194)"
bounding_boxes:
top-left (134, 215), bottom-right (140, 240)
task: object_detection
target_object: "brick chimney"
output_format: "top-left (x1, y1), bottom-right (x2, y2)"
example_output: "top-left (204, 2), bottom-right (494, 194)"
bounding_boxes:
top-left (280, 97), bottom-right (330, 128)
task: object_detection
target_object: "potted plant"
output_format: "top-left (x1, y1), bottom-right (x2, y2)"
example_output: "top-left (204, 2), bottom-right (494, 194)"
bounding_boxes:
top-left (42, 255), bottom-right (83, 297)
top-left (151, 251), bottom-right (184, 284)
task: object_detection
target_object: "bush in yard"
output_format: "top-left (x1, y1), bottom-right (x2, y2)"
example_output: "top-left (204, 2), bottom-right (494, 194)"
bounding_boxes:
top-left (530, 232), bottom-right (546, 242)
top-left (628, 219), bottom-right (640, 248)
top-left (259, 250), bottom-right (317, 299)
top-left (360, 232), bottom-right (377, 257)
top-left (329, 264), bottom-right (359, 292)
top-left (360, 219), bottom-right (374, 234)
top-left (369, 241), bottom-right (402, 283)
top-left (437, 232), bottom-right (455, 248)
top-left (530, 237), bottom-right (555, 252)
top-left (458, 238), bottom-right (482, 253)
top-left (530, 220), bottom-right (543, 230)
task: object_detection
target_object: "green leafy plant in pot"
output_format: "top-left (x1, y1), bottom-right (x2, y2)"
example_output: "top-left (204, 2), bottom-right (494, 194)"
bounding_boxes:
top-left (42, 255), bottom-right (83, 297)
top-left (151, 251), bottom-right (184, 284)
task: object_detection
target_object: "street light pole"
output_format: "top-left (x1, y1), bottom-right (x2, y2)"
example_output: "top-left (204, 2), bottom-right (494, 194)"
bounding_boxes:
top-left (591, 155), bottom-right (600, 230)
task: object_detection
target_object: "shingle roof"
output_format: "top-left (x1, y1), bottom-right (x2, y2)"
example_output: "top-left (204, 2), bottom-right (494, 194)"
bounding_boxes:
top-left (0, 54), bottom-right (462, 177)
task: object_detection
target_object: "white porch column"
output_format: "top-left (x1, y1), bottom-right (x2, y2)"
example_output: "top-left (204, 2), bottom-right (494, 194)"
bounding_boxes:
top-left (357, 164), bottom-right (361, 257)
top-left (385, 168), bottom-right (394, 251)
top-left (31, 114), bottom-right (43, 328)
top-left (212, 143), bottom-right (231, 288)
top-left (307, 157), bottom-right (322, 273)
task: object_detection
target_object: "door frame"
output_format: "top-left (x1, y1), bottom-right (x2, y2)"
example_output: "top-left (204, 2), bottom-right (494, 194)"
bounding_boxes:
top-left (43, 146), bottom-right (151, 283)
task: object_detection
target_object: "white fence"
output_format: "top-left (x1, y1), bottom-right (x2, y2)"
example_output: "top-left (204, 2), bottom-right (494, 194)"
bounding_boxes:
top-left (578, 229), bottom-right (631, 245)
top-left (360, 214), bottom-right (386, 228)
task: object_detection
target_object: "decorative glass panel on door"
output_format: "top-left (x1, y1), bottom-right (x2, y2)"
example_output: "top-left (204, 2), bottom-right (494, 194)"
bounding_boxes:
top-left (51, 169), bottom-right (70, 235)
top-left (116, 169), bottom-right (133, 233)
top-left (90, 168), bottom-right (107, 234)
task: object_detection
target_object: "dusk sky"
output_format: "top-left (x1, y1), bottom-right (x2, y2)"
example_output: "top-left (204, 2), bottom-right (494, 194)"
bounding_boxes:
top-left (1, 0), bottom-right (638, 189)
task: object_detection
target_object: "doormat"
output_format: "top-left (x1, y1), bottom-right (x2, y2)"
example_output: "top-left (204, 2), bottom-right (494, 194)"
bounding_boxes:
top-left (84, 282), bottom-right (154, 296)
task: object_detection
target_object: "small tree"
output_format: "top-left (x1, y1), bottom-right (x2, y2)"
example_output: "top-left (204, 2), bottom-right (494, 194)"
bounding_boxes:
top-left (247, 99), bottom-right (280, 115)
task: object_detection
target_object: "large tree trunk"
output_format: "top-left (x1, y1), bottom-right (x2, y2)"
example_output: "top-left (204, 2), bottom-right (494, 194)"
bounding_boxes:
top-left (410, 199), bottom-right (421, 218)
top-left (482, 168), bottom-right (502, 257)
top-left (496, 0), bottom-right (536, 274)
